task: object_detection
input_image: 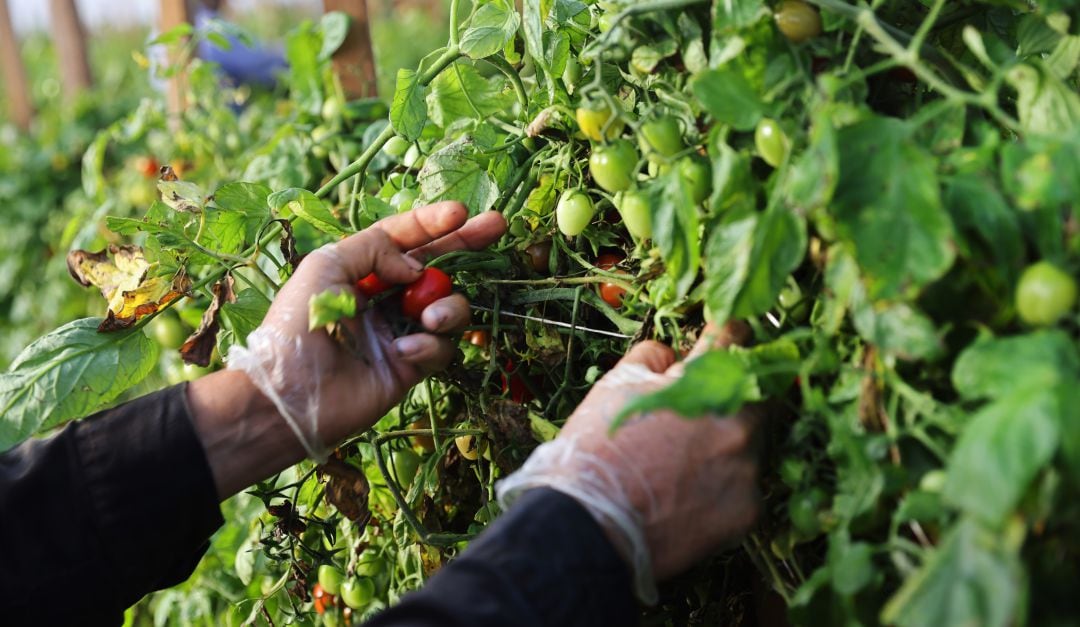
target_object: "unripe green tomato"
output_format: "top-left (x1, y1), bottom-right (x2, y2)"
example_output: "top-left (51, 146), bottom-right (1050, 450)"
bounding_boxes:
top-left (755, 118), bottom-right (789, 168)
top-left (562, 57), bottom-right (582, 90)
top-left (323, 610), bottom-right (340, 627)
top-left (676, 155), bottom-right (711, 204)
top-left (403, 144), bottom-right (426, 170)
top-left (180, 363), bottom-right (213, 382)
top-left (788, 487), bottom-right (827, 536)
top-left (1016, 261), bottom-right (1078, 326)
top-left (390, 187), bottom-right (418, 213)
top-left (556, 190), bottom-right (597, 237)
top-left (317, 565), bottom-right (345, 597)
top-left (589, 139), bottom-right (638, 193)
top-left (576, 104), bottom-right (624, 143)
top-left (356, 550), bottom-right (384, 578)
top-left (382, 136), bottom-right (410, 160)
top-left (311, 125), bottom-right (334, 145)
top-left (340, 577), bottom-right (376, 610)
top-left (919, 470), bottom-right (947, 493)
top-left (615, 190), bottom-right (652, 240)
top-left (321, 97), bottom-right (343, 121)
top-left (775, 0), bottom-right (822, 43)
top-left (149, 313), bottom-right (186, 349)
top-left (598, 11), bottom-right (616, 33)
top-left (638, 116), bottom-right (685, 161)
top-left (390, 449), bottom-right (421, 488)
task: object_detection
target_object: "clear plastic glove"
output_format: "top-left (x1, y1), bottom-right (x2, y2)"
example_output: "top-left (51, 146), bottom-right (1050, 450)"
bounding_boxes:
top-left (496, 323), bottom-right (761, 604)
top-left (226, 202), bottom-right (507, 462)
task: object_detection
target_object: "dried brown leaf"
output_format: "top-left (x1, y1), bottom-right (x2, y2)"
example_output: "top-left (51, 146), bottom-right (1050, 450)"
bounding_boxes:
top-left (180, 275), bottom-right (236, 366)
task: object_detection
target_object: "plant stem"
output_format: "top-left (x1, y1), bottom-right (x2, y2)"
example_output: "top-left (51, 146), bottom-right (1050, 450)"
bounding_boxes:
top-left (316, 46), bottom-right (463, 198)
top-left (484, 55), bottom-right (529, 117)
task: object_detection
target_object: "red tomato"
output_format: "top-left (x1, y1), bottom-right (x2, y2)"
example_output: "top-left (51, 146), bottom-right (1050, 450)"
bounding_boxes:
top-left (401, 267), bottom-right (453, 320)
top-left (136, 156), bottom-right (159, 178)
top-left (464, 330), bottom-right (490, 348)
top-left (501, 360), bottom-right (533, 403)
top-left (313, 583), bottom-right (335, 615)
top-left (596, 253), bottom-right (629, 307)
top-left (356, 273), bottom-right (392, 298)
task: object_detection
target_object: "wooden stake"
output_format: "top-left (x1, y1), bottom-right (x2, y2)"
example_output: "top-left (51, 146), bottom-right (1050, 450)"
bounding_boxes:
top-left (159, 0), bottom-right (191, 130)
top-left (48, 0), bottom-right (93, 100)
top-left (0, 0), bottom-right (34, 130)
top-left (323, 0), bottom-right (378, 98)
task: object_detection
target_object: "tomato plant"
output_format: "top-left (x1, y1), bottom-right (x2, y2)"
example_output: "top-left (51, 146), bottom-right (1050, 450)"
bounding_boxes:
top-left (401, 267), bottom-right (452, 320)
top-left (8, 0), bottom-right (1080, 625)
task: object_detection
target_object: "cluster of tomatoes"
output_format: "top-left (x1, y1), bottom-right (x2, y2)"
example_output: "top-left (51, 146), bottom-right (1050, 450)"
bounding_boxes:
top-left (309, 561), bottom-right (381, 625)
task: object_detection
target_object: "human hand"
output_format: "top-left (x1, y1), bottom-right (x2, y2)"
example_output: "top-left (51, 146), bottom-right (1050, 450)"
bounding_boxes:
top-left (496, 323), bottom-right (760, 603)
top-left (219, 202), bottom-right (506, 462)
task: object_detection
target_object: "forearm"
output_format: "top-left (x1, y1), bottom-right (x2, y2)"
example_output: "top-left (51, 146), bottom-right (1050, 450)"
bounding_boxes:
top-left (365, 488), bottom-right (638, 627)
top-left (187, 369), bottom-right (306, 500)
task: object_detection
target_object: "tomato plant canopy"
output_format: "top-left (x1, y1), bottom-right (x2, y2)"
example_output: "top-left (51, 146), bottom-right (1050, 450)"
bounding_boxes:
top-left (4, 0), bottom-right (1080, 624)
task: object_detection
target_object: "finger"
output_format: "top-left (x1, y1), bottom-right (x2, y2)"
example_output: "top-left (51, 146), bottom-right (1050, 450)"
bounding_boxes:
top-left (392, 334), bottom-right (457, 374)
top-left (618, 341), bottom-right (677, 374)
top-left (375, 201), bottom-right (469, 251)
top-left (408, 211), bottom-right (508, 262)
top-left (318, 228), bottom-right (424, 285)
top-left (683, 320), bottom-right (752, 361)
top-left (420, 293), bottom-right (471, 334)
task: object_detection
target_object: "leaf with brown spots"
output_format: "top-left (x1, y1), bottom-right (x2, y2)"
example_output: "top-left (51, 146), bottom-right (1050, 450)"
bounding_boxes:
top-left (319, 458), bottom-right (372, 525)
top-left (180, 275), bottom-right (236, 366)
top-left (67, 245), bottom-right (191, 331)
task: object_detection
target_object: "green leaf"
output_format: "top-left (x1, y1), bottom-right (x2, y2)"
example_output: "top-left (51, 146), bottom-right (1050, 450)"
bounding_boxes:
top-left (881, 518), bottom-right (1024, 627)
top-left (0, 319), bottom-right (159, 452)
top-left (268, 188), bottom-right (346, 236)
top-left (828, 537), bottom-right (875, 596)
top-left (220, 288), bottom-right (271, 346)
top-left (522, 0), bottom-right (552, 69)
top-left (691, 68), bottom-right (763, 131)
top-left (783, 113), bottom-right (838, 211)
top-left (611, 351), bottom-right (755, 429)
top-left (390, 69), bottom-right (428, 141)
top-left (943, 385), bottom-right (1061, 525)
top-left (417, 137), bottom-right (500, 215)
top-left (427, 63), bottom-right (513, 127)
top-left (284, 22), bottom-right (323, 115)
top-left (833, 117), bottom-right (955, 299)
top-left (460, 1), bottom-right (520, 60)
top-left (319, 11), bottom-right (350, 61)
top-left (851, 298), bottom-right (942, 361)
top-left (702, 206), bottom-right (804, 323)
top-left (943, 174), bottom-right (1022, 284)
top-left (712, 0), bottom-right (767, 32)
top-left (1007, 62), bottom-right (1080, 136)
top-left (952, 331), bottom-right (1079, 401)
top-left (308, 289), bottom-right (357, 330)
top-left (652, 172), bottom-right (702, 298)
top-left (158, 179), bottom-right (207, 213)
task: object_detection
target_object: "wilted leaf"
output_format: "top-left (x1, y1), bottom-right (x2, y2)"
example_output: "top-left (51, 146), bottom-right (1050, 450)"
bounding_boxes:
top-left (320, 457), bottom-right (372, 524)
top-left (67, 245), bottom-right (191, 331)
top-left (180, 276), bottom-right (236, 367)
top-left (157, 166), bottom-right (207, 213)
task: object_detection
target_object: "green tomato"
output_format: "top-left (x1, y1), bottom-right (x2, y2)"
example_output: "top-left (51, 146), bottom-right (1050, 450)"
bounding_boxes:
top-left (390, 188), bottom-right (418, 213)
top-left (321, 97), bottom-right (343, 121)
top-left (576, 104), bottom-right (624, 143)
top-left (382, 136), bottom-right (410, 160)
top-left (919, 470), bottom-right (947, 494)
top-left (340, 577), bottom-right (376, 610)
top-left (775, 0), bottom-right (822, 43)
top-left (390, 449), bottom-right (421, 488)
top-left (562, 57), bottom-right (581, 91)
top-left (676, 155), bottom-right (711, 204)
top-left (149, 313), bottom-right (186, 349)
top-left (556, 190), bottom-right (597, 237)
top-left (755, 118), bottom-right (789, 168)
top-left (615, 190), bottom-right (652, 240)
top-left (589, 140), bottom-right (638, 193)
top-left (638, 116), bottom-right (685, 161)
top-left (318, 565), bottom-right (344, 596)
top-left (404, 144), bottom-right (425, 170)
top-left (1016, 261), bottom-right (1078, 326)
top-left (356, 550), bottom-right (384, 578)
top-left (788, 487), bottom-right (827, 536)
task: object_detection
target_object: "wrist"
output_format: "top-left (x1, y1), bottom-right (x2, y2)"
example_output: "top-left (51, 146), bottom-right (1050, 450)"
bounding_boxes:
top-left (187, 370), bottom-right (306, 500)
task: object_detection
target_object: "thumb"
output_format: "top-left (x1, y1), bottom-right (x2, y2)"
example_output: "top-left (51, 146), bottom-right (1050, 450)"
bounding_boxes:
top-left (618, 340), bottom-right (677, 374)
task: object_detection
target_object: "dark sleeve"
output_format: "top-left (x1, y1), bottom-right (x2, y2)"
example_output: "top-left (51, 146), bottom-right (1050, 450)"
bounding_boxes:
top-left (0, 384), bottom-right (224, 626)
top-left (365, 488), bottom-right (639, 627)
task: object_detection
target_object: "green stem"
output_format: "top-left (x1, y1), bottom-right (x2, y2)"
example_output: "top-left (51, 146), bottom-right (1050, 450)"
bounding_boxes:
top-left (316, 46), bottom-right (463, 198)
top-left (484, 55), bottom-right (529, 117)
top-left (448, 0), bottom-right (462, 48)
